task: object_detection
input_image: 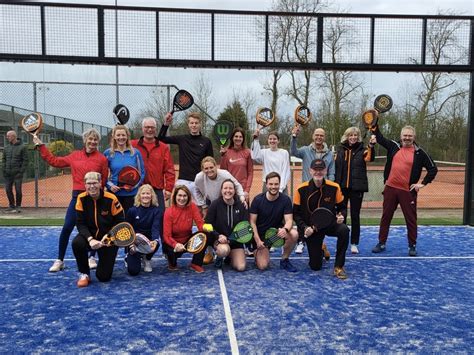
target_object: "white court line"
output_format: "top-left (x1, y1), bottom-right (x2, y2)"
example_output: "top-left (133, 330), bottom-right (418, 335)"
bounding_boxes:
top-left (217, 269), bottom-right (239, 355)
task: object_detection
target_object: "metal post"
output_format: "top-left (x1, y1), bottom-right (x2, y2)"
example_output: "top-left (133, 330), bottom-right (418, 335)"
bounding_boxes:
top-left (33, 82), bottom-right (39, 208)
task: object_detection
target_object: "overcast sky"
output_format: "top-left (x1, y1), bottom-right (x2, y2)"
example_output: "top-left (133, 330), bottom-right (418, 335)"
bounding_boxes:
top-left (1, 0), bottom-right (472, 126)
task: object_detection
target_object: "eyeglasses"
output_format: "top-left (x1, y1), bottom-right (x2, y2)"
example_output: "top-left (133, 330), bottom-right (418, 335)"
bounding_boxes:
top-left (85, 181), bottom-right (100, 186)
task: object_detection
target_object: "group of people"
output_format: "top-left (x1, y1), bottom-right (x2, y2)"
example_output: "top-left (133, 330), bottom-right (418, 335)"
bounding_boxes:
top-left (19, 108), bottom-right (436, 287)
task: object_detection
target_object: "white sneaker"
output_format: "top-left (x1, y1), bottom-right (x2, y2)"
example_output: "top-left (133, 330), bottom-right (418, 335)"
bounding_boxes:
top-left (143, 258), bottom-right (152, 273)
top-left (351, 244), bottom-right (359, 254)
top-left (295, 241), bottom-right (304, 254)
top-left (88, 256), bottom-right (97, 269)
top-left (49, 259), bottom-right (65, 272)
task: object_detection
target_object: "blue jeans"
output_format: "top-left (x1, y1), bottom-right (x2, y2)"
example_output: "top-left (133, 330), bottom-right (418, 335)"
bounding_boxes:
top-left (58, 191), bottom-right (81, 261)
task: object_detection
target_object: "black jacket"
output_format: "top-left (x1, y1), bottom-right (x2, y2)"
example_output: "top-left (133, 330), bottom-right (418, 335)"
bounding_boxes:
top-left (2, 138), bottom-right (28, 177)
top-left (293, 178), bottom-right (346, 234)
top-left (205, 196), bottom-right (249, 238)
top-left (158, 125), bottom-right (213, 181)
top-left (373, 126), bottom-right (437, 187)
top-left (335, 141), bottom-right (374, 192)
top-left (76, 190), bottom-right (125, 241)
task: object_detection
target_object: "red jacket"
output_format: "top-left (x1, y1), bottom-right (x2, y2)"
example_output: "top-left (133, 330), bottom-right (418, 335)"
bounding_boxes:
top-left (163, 203), bottom-right (204, 248)
top-left (131, 137), bottom-right (175, 192)
top-left (38, 145), bottom-right (108, 190)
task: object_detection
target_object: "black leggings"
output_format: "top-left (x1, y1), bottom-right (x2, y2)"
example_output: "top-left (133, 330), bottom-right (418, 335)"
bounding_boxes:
top-left (162, 242), bottom-right (207, 267)
top-left (306, 223), bottom-right (349, 270)
top-left (342, 189), bottom-right (364, 245)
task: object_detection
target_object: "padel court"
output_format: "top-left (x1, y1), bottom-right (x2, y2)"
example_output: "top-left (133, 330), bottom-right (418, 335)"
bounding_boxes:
top-left (0, 225), bottom-right (472, 353)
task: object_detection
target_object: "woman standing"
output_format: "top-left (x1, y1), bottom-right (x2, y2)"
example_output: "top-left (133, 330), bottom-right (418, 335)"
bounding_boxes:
top-left (251, 130), bottom-right (290, 195)
top-left (219, 127), bottom-right (253, 202)
top-left (162, 185), bottom-right (207, 273)
top-left (33, 129), bottom-right (108, 272)
top-left (125, 184), bottom-right (162, 275)
top-left (335, 127), bottom-right (376, 254)
top-left (205, 179), bottom-right (249, 271)
top-left (104, 125), bottom-right (145, 212)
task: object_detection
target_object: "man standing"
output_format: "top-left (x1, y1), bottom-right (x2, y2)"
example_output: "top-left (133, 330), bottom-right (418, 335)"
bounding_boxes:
top-left (249, 172), bottom-right (298, 272)
top-left (158, 111), bottom-right (213, 201)
top-left (293, 159), bottom-right (349, 279)
top-left (131, 116), bottom-right (175, 235)
top-left (2, 130), bottom-right (28, 213)
top-left (72, 172), bottom-right (125, 287)
top-left (371, 125), bottom-right (437, 256)
top-left (291, 126), bottom-right (334, 254)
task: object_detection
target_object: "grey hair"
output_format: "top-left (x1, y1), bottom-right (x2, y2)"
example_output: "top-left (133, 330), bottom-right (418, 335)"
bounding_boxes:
top-left (82, 128), bottom-right (100, 143)
top-left (141, 117), bottom-right (157, 127)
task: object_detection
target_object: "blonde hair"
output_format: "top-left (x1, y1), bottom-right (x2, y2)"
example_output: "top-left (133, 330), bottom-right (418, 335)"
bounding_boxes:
top-left (134, 184), bottom-right (158, 207)
top-left (84, 171), bottom-right (101, 183)
top-left (187, 112), bottom-right (202, 122)
top-left (340, 127), bottom-right (362, 143)
top-left (201, 156), bottom-right (217, 169)
top-left (109, 125), bottom-right (135, 157)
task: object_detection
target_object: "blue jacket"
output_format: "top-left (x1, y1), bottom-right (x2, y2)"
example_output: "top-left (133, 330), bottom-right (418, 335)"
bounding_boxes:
top-left (104, 148), bottom-right (145, 196)
top-left (290, 137), bottom-right (335, 182)
top-left (126, 205), bottom-right (162, 242)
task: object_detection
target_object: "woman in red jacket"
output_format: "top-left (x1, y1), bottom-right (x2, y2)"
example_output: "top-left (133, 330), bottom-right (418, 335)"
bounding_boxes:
top-left (162, 185), bottom-right (206, 273)
top-left (33, 129), bottom-right (108, 273)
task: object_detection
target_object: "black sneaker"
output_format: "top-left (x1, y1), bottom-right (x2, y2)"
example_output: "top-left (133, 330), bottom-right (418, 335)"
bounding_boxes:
top-left (280, 258), bottom-right (297, 273)
top-left (408, 245), bottom-right (417, 257)
top-left (372, 243), bottom-right (386, 253)
top-left (214, 256), bottom-right (223, 269)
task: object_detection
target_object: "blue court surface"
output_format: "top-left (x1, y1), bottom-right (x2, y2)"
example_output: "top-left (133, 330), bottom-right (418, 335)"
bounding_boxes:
top-left (0, 225), bottom-right (473, 353)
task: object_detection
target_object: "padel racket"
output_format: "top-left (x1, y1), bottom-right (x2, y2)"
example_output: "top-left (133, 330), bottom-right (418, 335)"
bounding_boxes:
top-left (255, 107), bottom-right (275, 130)
top-left (362, 109), bottom-right (379, 131)
top-left (263, 227), bottom-right (285, 248)
top-left (310, 207), bottom-right (337, 232)
top-left (113, 104), bottom-right (130, 125)
top-left (178, 232), bottom-right (207, 254)
top-left (117, 165), bottom-right (140, 191)
top-left (374, 94), bottom-right (393, 114)
top-left (134, 233), bottom-right (158, 254)
top-left (171, 89), bottom-right (194, 114)
top-left (213, 120), bottom-right (234, 146)
top-left (101, 222), bottom-right (136, 247)
top-left (21, 112), bottom-right (43, 137)
top-left (294, 104), bottom-right (312, 129)
top-left (229, 221), bottom-right (253, 244)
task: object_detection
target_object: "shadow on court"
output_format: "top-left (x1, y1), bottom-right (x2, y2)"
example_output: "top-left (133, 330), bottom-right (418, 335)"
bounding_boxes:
top-left (0, 226), bottom-right (472, 352)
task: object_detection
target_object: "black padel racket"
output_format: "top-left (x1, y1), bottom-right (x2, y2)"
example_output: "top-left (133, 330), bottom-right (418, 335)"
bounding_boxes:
top-left (171, 90), bottom-right (194, 114)
top-left (113, 104), bottom-right (130, 125)
top-left (310, 207), bottom-right (337, 232)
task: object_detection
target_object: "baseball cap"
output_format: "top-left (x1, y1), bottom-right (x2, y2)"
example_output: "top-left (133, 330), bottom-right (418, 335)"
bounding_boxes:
top-left (310, 158), bottom-right (326, 170)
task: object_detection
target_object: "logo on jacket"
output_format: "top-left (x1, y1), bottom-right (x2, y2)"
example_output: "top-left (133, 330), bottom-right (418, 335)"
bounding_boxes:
top-left (229, 158), bottom-right (242, 163)
top-left (101, 210), bottom-right (109, 216)
top-left (324, 197), bottom-right (332, 203)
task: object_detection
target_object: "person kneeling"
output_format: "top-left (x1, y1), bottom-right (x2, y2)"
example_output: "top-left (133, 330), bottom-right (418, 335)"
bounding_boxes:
top-left (72, 172), bottom-right (125, 287)
top-left (293, 159), bottom-right (349, 279)
top-left (162, 185), bottom-right (207, 273)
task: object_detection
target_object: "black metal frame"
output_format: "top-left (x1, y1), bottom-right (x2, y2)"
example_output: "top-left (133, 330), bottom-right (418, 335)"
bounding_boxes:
top-left (1, 1), bottom-right (473, 224)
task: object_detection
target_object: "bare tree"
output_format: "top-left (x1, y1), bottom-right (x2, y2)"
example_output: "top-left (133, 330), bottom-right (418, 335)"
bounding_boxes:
top-left (410, 13), bottom-right (468, 143)
top-left (192, 72), bottom-right (217, 135)
top-left (320, 16), bottom-right (363, 144)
